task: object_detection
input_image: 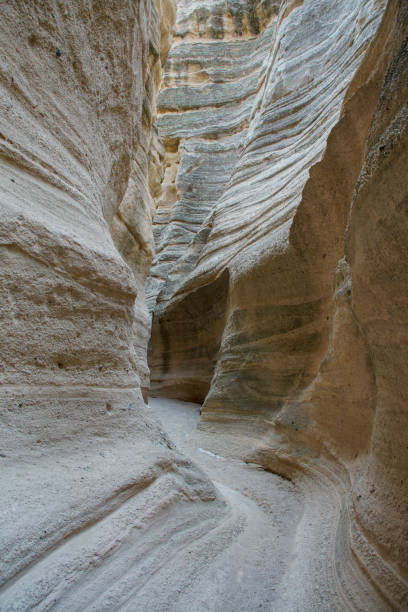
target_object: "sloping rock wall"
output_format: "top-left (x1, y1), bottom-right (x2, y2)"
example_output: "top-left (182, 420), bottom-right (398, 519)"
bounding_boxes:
top-left (0, 0), bottom-right (173, 399)
top-left (146, 0), bottom-right (281, 313)
top-left (147, 0), bottom-right (282, 398)
top-left (150, 0), bottom-right (408, 606)
top-left (150, 0), bottom-right (387, 407)
top-left (0, 2), bottom-right (227, 608)
top-left (249, 3), bottom-right (408, 605)
top-left (345, 6), bottom-right (408, 600)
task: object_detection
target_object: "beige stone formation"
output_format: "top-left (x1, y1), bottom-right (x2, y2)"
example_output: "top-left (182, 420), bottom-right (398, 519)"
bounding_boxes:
top-left (150, 0), bottom-right (389, 403)
top-left (150, 0), bottom-right (408, 608)
top-left (0, 2), bottom-right (226, 609)
top-left (146, 0), bottom-right (281, 318)
top-left (1, 0), bottom-right (407, 609)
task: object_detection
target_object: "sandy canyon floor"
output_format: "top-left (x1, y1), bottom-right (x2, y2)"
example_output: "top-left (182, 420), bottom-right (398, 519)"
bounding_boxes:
top-left (148, 397), bottom-right (368, 612)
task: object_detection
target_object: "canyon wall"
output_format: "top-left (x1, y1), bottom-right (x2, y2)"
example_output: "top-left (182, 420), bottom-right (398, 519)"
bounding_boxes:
top-left (147, 0), bottom-right (281, 313)
top-left (1, 0), bottom-right (406, 608)
top-left (0, 2), bottom-right (226, 609)
top-left (147, 0), bottom-right (281, 398)
top-left (150, 0), bottom-right (387, 406)
top-left (150, 0), bottom-right (408, 607)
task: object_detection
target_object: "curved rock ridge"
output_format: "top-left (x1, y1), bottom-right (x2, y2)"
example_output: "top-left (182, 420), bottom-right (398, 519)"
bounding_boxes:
top-left (149, 0), bottom-right (408, 607)
top-left (146, 1), bottom-right (279, 312)
top-left (150, 0), bottom-right (386, 400)
top-left (0, 1), bottom-right (231, 609)
top-left (150, 397), bottom-right (391, 612)
top-left (0, 393), bottom-right (224, 611)
top-left (0, 0), bottom-right (176, 398)
top-left (2, 0), bottom-right (407, 608)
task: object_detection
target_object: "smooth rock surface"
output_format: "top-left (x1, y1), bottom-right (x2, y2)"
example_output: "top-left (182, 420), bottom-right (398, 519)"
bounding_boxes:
top-left (0, 2), bottom-right (227, 609)
top-left (149, 396), bottom-right (390, 611)
top-left (149, 0), bottom-right (408, 607)
top-left (1, 0), bottom-right (407, 609)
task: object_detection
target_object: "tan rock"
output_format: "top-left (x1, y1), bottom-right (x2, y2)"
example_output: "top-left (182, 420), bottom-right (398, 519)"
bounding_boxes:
top-left (150, 0), bottom-right (408, 607)
top-left (1, 0), bottom-right (407, 608)
top-left (0, 1), bottom-right (226, 609)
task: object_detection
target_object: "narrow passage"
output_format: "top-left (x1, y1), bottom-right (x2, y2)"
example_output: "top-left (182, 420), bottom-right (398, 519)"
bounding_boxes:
top-left (148, 398), bottom-right (382, 611)
top-left (148, 397), bottom-right (304, 612)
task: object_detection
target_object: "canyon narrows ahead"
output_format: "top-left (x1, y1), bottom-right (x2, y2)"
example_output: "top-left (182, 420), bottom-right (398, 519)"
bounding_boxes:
top-left (0, 0), bottom-right (407, 611)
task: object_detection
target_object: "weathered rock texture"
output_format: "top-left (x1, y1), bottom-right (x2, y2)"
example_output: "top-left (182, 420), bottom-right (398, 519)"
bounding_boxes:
top-left (0, 0), bottom-right (175, 400)
top-left (0, 2), bottom-right (228, 609)
top-left (147, 0), bottom-right (282, 399)
top-left (146, 0), bottom-right (281, 315)
top-left (150, 0), bottom-right (387, 404)
top-left (2, 0), bottom-right (407, 608)
top-left (150, 0), bottom-right (408, 607)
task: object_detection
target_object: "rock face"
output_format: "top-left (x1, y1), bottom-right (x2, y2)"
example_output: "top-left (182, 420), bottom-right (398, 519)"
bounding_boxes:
top-left (0, 2), bottom-right (227, 608)
top-left (1, 0), bottom-right (407, 608)
top-left (150, 0), bottom-right (408, 607)
top-left (344, 6), bottom-right (408, 600)
top-left (0, 0), bottom-right (173, 401)
top-left (150, 0), bottom-right (387, 405)
top-left (146, 0), bottom-right (281, 315)
top-left (147, 0), bottom-right (281, 397)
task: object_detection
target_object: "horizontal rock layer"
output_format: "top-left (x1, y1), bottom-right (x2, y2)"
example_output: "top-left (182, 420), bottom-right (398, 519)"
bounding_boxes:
top-left (146, 0), bottom-right (280, 312)
top-left (150, 0), bottom-right (386, 406)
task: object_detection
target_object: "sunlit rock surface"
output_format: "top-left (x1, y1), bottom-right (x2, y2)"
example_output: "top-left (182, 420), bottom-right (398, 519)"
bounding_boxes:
top-left (150, 0), bottom-right (408, 607)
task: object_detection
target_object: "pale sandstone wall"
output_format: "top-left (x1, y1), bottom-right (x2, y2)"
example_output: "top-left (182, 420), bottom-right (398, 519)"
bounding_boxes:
top-left (345, 4), bottom-right (408, 599)
top-left (150, 0), bottom-right (387, 406)
top-left (150, 0), bottom-right (408, 606)
top-left (0, 0), bottom-right (174, 397)
top-left (147, 0), bottom-right (281, 398)
top-left (146, 0), bottom-right (281, 316)
top-left (249, 2), bottom-right (408, 605)
top-left (0, 2), bottom-right (227, 608)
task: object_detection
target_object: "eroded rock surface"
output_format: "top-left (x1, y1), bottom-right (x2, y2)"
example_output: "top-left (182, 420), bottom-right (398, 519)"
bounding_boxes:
top-left (0, 2), bottom-right (227, 609)
top-left (150, 0), bottom-right (408, 608)
top-left (150, 0), bottom-right (386, 404)
top-left (146, 0), bottom-right (281, 315)
top-left (1, 0), bottom-right (407, 609)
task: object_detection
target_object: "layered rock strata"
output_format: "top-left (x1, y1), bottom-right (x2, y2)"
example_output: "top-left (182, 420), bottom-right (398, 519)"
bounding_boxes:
top-left (146, 0), bottom-right (281, 313)
top-left (0, 1), bottom-right (226, 608)
top-left (150, 0), bottom-right (387, 406)
top-left (150, 0), bottom-right (408, 607)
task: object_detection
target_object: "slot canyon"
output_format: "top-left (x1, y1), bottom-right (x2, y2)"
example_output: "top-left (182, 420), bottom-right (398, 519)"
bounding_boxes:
top-left (0, 0), bottom-right (407, 610)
